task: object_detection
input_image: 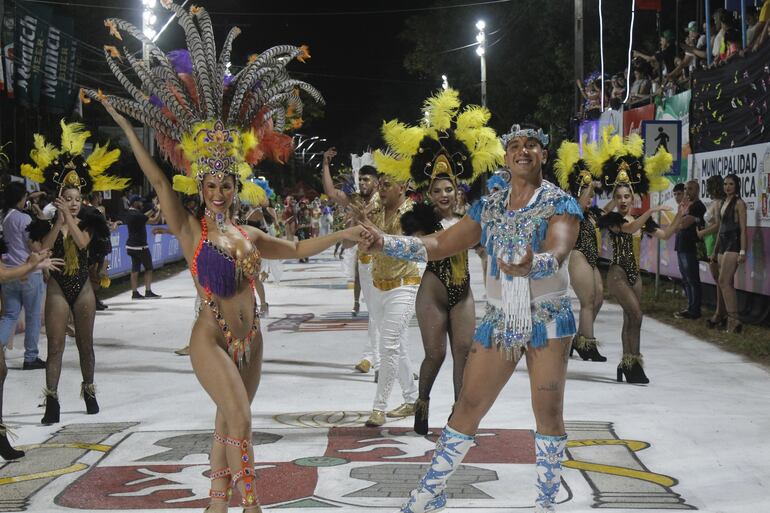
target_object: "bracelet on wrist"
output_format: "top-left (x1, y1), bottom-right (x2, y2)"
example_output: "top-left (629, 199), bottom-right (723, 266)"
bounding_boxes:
top-left (382, 234), bottom-right (427, 263)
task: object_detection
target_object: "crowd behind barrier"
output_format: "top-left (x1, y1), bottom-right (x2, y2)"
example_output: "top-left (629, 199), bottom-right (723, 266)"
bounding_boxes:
top-left (578, 16), bottom-right (770, 300)
top-left (106, 224), bottom-right (183, 279)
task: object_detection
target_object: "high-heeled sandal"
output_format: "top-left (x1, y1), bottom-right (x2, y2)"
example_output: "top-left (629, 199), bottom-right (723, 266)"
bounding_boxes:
top-left (0, 424), bottom-right (25, 460)
top-left (570, 334), bottom-right (607, 362)
top-left (81, 382), bottom-right (100, 414)
top-left (221, 435), bottom-right (260, 511)
top-left (616, 354), bottom-right (650, 384)
top-left (351, 300), bottom-right (360, 317)
top-left (41, 389), bottom-right (60, 425)
top-left (414, 398), bottom-right (430, 435)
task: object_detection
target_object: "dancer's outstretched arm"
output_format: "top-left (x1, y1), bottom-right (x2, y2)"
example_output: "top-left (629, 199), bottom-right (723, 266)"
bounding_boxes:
top-left (244, 225), bottom-right (365, 260)
top-left (0, 251), bottom-right (63, 282)
top-left (100, 99), bottom-right (195, 249)
top-left (361, 216), bottom-right (481, 261)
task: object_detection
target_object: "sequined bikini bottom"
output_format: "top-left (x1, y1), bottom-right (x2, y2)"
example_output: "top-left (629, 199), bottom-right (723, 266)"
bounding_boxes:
top-left (199, 296), bottom-right (260, 369)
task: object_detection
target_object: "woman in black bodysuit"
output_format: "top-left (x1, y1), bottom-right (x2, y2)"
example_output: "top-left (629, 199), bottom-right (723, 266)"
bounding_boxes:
top-left (402, 178), bottom-right (474, 435)
top-left (710, 173), bottom-right (747, 333)
top-left (20, 120), bottom-right (128, 425)
top-left (32, 186), bottom-right (113, 424)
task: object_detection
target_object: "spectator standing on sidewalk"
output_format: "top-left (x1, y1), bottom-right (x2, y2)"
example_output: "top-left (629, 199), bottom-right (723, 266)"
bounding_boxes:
top-left (0, 183), bottom-right (46, 369)
top-left (674, 181), bottom-right (707, 320)
top-left (122, 195), bottom-right (162, 299)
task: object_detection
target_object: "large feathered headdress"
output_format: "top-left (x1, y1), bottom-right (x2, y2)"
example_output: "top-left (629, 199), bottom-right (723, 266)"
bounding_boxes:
top-left (373, 88), bottom-right (504, 200)
top-left (588, 126), bottom-right (671, 196)
top-left (82, 0), bottom-right (324, 206)
top-left (553, 139), bottom-right (602, 197)
top-left (20, 120), bottom-right (129, 195)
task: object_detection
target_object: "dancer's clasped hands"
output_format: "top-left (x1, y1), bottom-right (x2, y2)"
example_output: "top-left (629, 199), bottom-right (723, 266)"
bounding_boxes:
top-left (357, 222), bottom-right (383, 252)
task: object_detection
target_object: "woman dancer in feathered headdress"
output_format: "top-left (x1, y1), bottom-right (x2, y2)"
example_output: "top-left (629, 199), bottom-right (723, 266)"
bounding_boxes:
top-left (554, 139), bottom-right (607, 362)
top-left (372, 88), bottom-right (503, 434)
top-left (21, 120), bottom-right (129, 425)
top-left (362, 122), bottom-right (583, 513)
top-left (85, 2), bottom-right (363, 510)
top-left (593, 129), bottom-right (685, 384)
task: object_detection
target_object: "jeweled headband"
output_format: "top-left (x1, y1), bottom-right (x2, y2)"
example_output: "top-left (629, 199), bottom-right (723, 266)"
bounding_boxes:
top-left (501, 124), bottom-right (550, 147)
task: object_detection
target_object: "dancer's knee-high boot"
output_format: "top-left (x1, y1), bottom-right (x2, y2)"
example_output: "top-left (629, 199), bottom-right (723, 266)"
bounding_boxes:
top-left (534, 433), bottom-right (568, 513)
top-left (398, 425), bottom-right (474, 513)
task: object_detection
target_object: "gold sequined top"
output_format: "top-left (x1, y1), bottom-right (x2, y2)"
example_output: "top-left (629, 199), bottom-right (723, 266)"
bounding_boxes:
top-left (372, 198), bottom-right (421, 281)
top-left (352, 191), bottom-right (381, 263)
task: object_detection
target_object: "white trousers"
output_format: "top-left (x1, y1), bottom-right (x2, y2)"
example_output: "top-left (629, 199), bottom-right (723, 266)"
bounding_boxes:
top-left (358, 261), bottom-right (380, 369)
top-left (371, 284), bottom-right (419, 411)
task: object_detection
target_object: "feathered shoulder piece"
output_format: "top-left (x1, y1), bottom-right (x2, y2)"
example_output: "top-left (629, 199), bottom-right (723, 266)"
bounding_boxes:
top-left (83, 0), bottom-right (325, 207)
top-left (597, 211), bottom-right (627, 231)
top-left (20, 119), bottom-right (129, 195)
top-left (588, 126), bottom-right (671, 196)
top-left (78, 205), bottom-right (111, 240)
top-left (373, 88), bottom-right (504, 202)
top-left (554, 139), bottom-right (601, 197)
top-left (400, 202), bottom-right (440, 236)
top-left (27, 218), bottom-right (53, 242)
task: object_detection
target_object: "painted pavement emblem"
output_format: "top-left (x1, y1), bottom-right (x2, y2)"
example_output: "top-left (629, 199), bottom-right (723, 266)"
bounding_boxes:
top-left (0, 418), bottom-right (694, 510)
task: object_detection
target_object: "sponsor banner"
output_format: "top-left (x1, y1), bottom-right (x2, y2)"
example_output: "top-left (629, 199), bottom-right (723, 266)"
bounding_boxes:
top-left (637, 143), bottom-right (770, 295)
top-left (106, 224), bottom-right (184, 279)
top-left (623, 103), bottom-right (654, 136)
top-left (14, 1), bottom-right (51, 106)
top-left (691, 141), bottom-right (770, 227)
top-left (41, 15), bottom-right (78, 113)
top-left (690, 44), bottom-right (770, 153)
top-left (1, 0), bottom-right (14, 97)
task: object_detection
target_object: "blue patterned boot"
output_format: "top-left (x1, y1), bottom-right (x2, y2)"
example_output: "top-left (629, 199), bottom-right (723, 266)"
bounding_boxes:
top-left (398, 426), bottom-right (474, 513)
top-left (534, 432), bottom-right (568, 512)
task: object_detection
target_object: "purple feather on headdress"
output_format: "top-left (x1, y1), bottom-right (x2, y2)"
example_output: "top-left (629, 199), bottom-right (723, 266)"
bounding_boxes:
top-left (167, 49), bottom-right (193, 74)
top-left (149, 95), bottom-right (164, 107)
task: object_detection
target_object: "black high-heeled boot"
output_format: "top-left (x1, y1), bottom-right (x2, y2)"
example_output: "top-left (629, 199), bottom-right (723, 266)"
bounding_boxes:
top-left (616, 354), bottom-right (650, 384)
top-left (41, 390), bottom-right (60, 425)
top-left (572, 334), bottom-right (607, 362)
top-left (81, 383), bottom-right (100, 414)
top-left (414, 398), bottom-right (429, 435)
top-left (0, 424), bottom-right (25, 460)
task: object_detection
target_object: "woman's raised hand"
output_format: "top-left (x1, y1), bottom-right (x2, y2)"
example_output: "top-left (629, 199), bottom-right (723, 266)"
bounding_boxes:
top-left (100, 97), bottom-right (133, 133)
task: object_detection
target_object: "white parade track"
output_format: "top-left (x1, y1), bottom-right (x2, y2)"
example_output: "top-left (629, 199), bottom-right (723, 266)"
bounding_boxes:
top-left (1, 249), bottom-right (768, 512)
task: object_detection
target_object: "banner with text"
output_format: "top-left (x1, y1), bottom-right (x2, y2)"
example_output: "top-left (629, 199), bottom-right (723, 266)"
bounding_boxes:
top-left (14, 1), bottom-right (51, 107)
top-left (1, 0), bottom-right (14, 98)
top-left (41, 15), bottom-right (77, 113)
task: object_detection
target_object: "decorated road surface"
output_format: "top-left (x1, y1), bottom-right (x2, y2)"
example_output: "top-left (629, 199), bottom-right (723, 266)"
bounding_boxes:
top-left (1, 251), bottom-right (767, 512)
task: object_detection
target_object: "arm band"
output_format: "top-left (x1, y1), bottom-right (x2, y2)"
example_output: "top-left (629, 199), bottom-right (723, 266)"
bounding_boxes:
top-left (382, 234), bottom-right (428, 263)
top-left (528, 252), bottom-right (559, 279)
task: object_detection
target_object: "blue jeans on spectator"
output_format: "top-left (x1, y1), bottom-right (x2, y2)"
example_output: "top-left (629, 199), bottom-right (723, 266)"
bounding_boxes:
top-left (677, 251), bottom-right (702, 316)
top-left (0, 272), bottom-right (45, 362)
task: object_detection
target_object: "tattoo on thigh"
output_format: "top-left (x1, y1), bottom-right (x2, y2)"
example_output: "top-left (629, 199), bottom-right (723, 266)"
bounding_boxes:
top-left (537, 382), bottom-right (558, 392)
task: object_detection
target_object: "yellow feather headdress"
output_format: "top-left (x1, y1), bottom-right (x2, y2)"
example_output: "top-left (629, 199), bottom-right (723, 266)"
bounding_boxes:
top-left (587, 126), bottom-right (672, 195)
top-left (20, 119), bottom-right (129, 195)
top-left (374, 88), bottom-right (504, 198)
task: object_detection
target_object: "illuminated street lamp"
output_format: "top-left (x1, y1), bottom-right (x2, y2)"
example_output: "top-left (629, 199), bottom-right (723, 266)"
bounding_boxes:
top-left (441, 74), bottom-right (449, 90)
top-left (475, 20), bottom-right (487, 107)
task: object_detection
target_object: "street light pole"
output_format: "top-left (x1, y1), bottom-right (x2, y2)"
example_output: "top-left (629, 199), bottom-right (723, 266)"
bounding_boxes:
top-left (476, 20), bottom-right (487, 107)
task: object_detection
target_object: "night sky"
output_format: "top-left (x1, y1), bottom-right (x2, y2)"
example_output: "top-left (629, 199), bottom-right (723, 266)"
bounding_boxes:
top-left (70, 0), bottom-right (492, 157)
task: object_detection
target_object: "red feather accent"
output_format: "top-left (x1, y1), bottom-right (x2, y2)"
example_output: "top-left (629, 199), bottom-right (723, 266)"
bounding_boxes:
top-left (178, 73), bottom-right (199, 107)
top-left (155, 132), bottom-right (190, 173)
